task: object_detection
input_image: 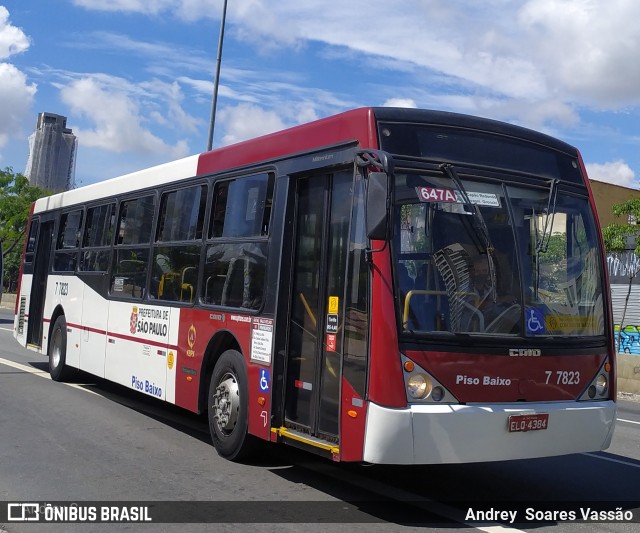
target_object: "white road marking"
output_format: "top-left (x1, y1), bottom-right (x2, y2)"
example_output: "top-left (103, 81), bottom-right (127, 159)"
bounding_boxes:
top-left (582, 452), bottom-right (640, 469)
top-left (617, 417), bottom-right (640, 426)
top-left (0, 357), bottom-right (100, 396)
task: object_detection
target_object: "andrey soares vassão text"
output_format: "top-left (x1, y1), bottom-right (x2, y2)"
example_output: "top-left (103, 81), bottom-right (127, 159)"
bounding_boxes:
top-left (465, 506), bottom-right (635, 524)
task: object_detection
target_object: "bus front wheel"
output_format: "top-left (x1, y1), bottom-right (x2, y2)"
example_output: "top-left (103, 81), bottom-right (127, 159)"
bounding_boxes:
top-left (208, 349), bottom-right (256, 461)
top-left (49, 316), bottom-right (74, 382)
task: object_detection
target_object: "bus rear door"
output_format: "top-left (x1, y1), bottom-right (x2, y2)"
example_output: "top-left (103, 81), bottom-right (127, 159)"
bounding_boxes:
top-left (26, 219), bottom-right (54, 348)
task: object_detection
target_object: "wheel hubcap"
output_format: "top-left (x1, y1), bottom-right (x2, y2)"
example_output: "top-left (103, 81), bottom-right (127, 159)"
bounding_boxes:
top-left (212, 372), bottom-right (240, 434)
top-left (52, 328), bottom-right (62, 368)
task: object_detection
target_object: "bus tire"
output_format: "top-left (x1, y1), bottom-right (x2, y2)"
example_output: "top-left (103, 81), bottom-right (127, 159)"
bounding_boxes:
top-left (49, 316), bottom-right (73, 382)
top-left (208, 349), bottom-right (256, 461)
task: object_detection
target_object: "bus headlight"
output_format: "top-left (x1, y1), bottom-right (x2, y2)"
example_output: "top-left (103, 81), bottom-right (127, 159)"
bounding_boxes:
top-left (407, 374), bottom-right (432, 399)
top-left (431, 386), bottom-right (444, 402)
top-left (594, 374), bottom-right (608, 395)
top-left (587, 374), bottom-right (608, 399)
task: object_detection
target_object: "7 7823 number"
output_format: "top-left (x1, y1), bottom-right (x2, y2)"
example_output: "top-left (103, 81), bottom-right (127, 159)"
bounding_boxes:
top-left (54, 282), bottom-right (69, 296)
top-left (544, 370), bottom-right (580, 385)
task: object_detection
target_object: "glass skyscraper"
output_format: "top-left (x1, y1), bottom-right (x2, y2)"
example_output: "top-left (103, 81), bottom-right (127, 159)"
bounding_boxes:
top-left (25, 112), bottom-right (77, 192)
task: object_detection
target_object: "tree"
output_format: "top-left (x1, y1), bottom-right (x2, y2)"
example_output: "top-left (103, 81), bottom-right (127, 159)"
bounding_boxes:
top-left (0, 168), bottom-right (50, 291)
top-left (602, 198), bottom-right (640, 350)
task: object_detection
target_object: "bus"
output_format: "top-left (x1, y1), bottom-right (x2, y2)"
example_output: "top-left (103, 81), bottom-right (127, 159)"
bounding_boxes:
top-left (13, 107), bottom-right (616, 464)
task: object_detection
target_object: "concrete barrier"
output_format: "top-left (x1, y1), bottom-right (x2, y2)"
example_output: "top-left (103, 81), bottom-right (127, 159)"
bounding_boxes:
top-left (617, 354), bottom-right (640, 395)
top-left (0, 292), bottom-right (16, 310)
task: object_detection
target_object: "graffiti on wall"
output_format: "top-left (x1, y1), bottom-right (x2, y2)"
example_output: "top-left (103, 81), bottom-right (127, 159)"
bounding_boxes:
top-left (608, 252), bottom-right (640, 285)
top-left (614, 324), bottom-right (640, 354)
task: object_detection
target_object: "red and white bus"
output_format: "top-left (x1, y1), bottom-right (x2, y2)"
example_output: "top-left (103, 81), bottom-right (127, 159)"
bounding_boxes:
top-left (13, 107), bottom-right (616, 463)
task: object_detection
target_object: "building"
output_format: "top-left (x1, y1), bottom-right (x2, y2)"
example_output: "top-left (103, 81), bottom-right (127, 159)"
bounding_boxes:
top-left (589, 179), bottom-right (640, 227)
top-left (589, 179), bottom-right (640, 354)
top-left (25, 112), bottom-right (77, 192)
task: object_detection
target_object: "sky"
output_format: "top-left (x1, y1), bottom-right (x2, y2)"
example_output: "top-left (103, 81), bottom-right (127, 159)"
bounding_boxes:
top-left (1, 0), bottom-right (640, 189)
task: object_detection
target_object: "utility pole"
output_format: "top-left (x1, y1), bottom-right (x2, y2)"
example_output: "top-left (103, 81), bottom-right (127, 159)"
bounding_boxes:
top-left (207, 0), bottom-right (229, 151)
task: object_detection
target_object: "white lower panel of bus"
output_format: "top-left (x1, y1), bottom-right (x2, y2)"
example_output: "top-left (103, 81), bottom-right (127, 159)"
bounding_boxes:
top-left (104, 300), bottom-right (178, 404)
top-left (363, 400), bottom-right (616, 464)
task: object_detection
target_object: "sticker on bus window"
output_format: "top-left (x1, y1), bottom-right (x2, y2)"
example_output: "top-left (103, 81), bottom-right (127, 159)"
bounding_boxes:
top-left (328, 296), bottom-right (339, 315)
top-left (526, 308), bottom-right (546, 335)
top-left (545, 315), bottom-right (596, 332)
top-left (251, 318), bottom-right (273, 364)
top-left (414, 187), bottom-right (500, 207)
top-left (326, 334), bottom-right (337, 352)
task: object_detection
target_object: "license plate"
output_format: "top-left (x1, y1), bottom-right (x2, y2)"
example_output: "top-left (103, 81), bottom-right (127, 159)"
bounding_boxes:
top-left (508, 413), bottom-right (549, 433)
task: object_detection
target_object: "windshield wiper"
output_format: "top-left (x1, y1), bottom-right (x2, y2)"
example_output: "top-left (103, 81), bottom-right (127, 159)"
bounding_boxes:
top-left (536, 178), bottom-right (559, 253)
top-left (439, 163), bottom-right (497, 300)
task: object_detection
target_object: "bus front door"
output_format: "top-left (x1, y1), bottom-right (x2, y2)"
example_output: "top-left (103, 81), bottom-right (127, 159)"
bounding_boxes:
top-left (284, 171), bottom-right (353, 444)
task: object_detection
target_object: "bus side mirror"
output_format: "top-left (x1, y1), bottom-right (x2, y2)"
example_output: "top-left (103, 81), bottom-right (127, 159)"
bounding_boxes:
top-left (366, 172), bottom-right (390, 241)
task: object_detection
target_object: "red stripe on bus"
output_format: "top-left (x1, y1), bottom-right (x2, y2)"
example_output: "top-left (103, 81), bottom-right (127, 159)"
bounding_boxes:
top-left (65, 321), bottom-right (178, 351)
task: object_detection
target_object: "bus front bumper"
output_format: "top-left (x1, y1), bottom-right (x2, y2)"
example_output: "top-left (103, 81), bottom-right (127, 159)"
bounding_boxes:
top-left (362, 400), bottom-right (616, 464)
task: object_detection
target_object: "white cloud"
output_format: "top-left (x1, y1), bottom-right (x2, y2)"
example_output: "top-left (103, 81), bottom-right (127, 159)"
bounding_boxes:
top-left (382, 98), bottom-right (417, 109)
top-left (586, 160), bottom-right (638, 188)
top-left (68, 1), bottom-right (640, 110)
top-left (0, 5), bottom-right (30, 59)
top-left (217, 103), bottom-right (287, 146)
top-left (0, 62), bottom-right (36, 149)
top-left (0, 6), bottom-right (35, 162)
top-left (518, 0), bottom-right (640, 107)
top-left (71, 0), bottom-right (177, 15)
top-left (131, 2), bottom-right (640, 113)
top-left (71, 31), bottom-right (213, 75)
top-left (59, 76), bottom-right (189, 158)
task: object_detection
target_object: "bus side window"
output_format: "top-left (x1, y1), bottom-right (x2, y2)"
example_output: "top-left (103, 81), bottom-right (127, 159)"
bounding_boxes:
top-left (110, 195), bottom-right (155, 299)
top-left (54, 209), bottom-right (83, 272)
top-left (203, 243), bottom-right (267, 309)
top-left (80, 203), bottom-right (115, 272)
top-left (111, 249), bottom-right (149, 298)
top-left (149, 184), bottom-right (207, 303)
top-left (24, 219), bottom-right (40, 264)
top-left (203, 173), bottom-right (273, 309)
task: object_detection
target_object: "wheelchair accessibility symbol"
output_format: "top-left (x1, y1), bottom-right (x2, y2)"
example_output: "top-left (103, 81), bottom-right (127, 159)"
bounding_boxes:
top-left (526, 308), bottom-right (545, 335)
top-left (259, 368), bottom-right (270, 393)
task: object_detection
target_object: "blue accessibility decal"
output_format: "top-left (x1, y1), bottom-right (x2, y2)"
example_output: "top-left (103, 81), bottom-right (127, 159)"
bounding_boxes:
top-left (259, 368), bottom-right (270, 393)
top-left (526, 307), bottom-right (546, 335)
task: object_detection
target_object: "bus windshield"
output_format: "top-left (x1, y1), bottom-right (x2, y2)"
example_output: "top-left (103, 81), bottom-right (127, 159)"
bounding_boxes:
top-left (394, 172), bottom-right (605, 337)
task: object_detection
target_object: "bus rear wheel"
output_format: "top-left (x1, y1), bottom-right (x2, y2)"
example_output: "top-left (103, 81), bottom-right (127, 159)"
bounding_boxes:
top-left (208, 349), bottom-right (256, 461)
top-left (49, 316), bottom-right (75, 382)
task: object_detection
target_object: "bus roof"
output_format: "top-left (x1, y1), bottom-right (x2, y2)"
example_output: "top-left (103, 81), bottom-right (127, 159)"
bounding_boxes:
top-left (32, 107), bottom-right (377, 214)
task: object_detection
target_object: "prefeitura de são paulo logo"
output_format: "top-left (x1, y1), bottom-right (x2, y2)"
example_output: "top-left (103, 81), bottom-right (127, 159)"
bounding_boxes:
top-left (130, 306), bottom-right (139, 334)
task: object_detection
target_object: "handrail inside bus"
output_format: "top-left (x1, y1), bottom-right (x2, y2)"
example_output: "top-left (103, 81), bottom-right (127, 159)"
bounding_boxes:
top-left (299, 292), bottom-right (317, 328)
top-left (403, 289), bottom-right (481, 331)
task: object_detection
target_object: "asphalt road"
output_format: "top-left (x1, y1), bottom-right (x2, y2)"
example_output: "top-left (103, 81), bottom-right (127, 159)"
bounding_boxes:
top-left (0, 307), bottom-right (639, 533)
